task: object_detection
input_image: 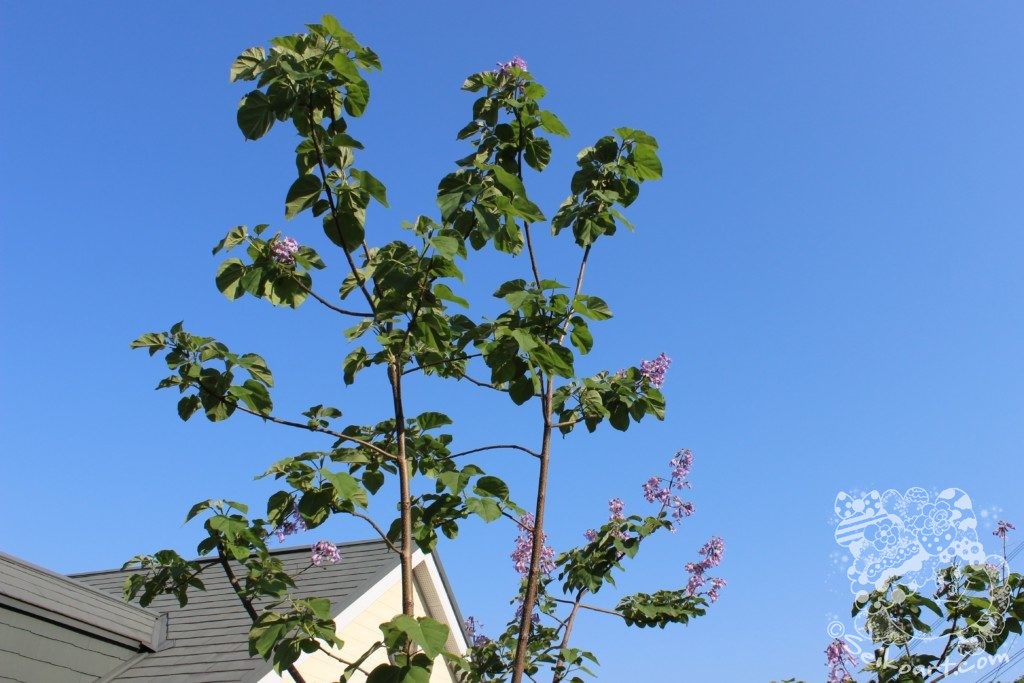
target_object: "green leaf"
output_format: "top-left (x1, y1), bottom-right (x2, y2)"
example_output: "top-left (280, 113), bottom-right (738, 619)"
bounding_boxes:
top-left (473, 476), bottom-right (509, 500)
top-left (415, 412), bottom-right (453, 431)
top-left (433, 283), bottom-right (468, 308)
top-left (130, 331), bottom-right (167, 355)
top-left (238, 353), bottom-right (274, 387)
top-left (539, 110), bottom-right (570, 137)
top-left (177, 395), bottom-right (201, 421)
top-left (322, 469), bottom-right (369, 508)
top-left (530, 342), bottom-right (574, 378)
top-left (428, 235), bottom-right (460, 259)
top-left (508, 376), bottom-right (535, 404)
top-left (362, 469), bottom-right (385, 494)
top-left (387, 616), bottom-right (449, 659)
top-left (212, 225), bottom-right (247, 255)
top-left (488, 165), bottom-right (526, 198)
top-left (331, 53), bottom-right (361, 81)
top-left (631, 144), bottom-right (662, 180)
top-left (572, 295), bottom-right (613, 321)
top-left (323, 209), bottom-right (365, 252)
top-left (237, 91), bottom-right (275, 140)
top-left (285, 174), bottom-right (322, 219)
top-left (570, 321), bottom-right (593, 355)
top-left (215, 259), bottom-right (247, 300)
top-left (350, 169), bottom-right (388, 207)
top-left (493, 279), bottom-right (527, 298)
top-left (185, 499), bottom-right (216, 522)
top-left (229, 47), bottom-right (265, 82)
top-left (344, 78), bottom-right (370, 117)
top-left (466, 497), bottom-right (502, 522)
top-left (342, 347), bottom-right (369, 385)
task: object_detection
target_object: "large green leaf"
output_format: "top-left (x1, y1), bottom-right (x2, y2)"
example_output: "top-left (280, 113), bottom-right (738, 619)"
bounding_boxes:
top-left (229, 47), bottom-right (265, 83)
top-left (538, 110), bottom-right (570, 137)
top-left (237, 91), bottom-right (275, 140)
top-left (285, 174), bottom-right (322, 219)
top-left (215, 259), bottom-right (246, 300)
top-left (631, 144), bottom-right (663, 180)
top-left (386, 616), bottom-right (450, 659)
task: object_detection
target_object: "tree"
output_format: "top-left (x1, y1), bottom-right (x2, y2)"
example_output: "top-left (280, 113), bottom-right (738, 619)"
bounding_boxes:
top-left (125, 15), bottom-right (724, 682)
top-left (823, 522), bottom-right (1023, 683)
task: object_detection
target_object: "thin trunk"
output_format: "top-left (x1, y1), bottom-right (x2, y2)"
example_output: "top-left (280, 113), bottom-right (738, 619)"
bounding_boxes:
top-left (551, 595), bottom-right (583, 683)
top-left (510, 381), bottom-right (554, 682)
top-left (388, 363), bottom-right (415, 619)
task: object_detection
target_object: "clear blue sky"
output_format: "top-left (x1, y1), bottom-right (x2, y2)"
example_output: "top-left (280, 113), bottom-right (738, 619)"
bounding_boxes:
top-left (2, 2), bottom-right (1023, 680)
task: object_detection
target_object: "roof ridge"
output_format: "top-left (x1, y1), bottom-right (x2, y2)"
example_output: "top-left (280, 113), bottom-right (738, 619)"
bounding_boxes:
top-left (0, 550), bottom-right (159, 620)
top-left (68, 538), bottom-right (387, 577)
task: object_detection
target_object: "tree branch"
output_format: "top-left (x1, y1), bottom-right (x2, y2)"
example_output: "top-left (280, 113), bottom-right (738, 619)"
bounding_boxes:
top-left (551, 592), bottom-right (584, 683)
top-left (227, 401), bottom-right (396, 462)
top-left (447, 444), bottom-right (540, 460)
top-left (315, 643), bottom-right (372, 676)
top-left (216, 540), bottom-right (308, 683)
top-left (349, 510), bottom-right (401, 554)
top-left (307, 107), bottom-right (377, 314)
top-left (296, 281), bottom-right (372, 318)
top-left (551, 597), bottom-right (624, 620)
top-left (402, 353), bottom-right (482, 376)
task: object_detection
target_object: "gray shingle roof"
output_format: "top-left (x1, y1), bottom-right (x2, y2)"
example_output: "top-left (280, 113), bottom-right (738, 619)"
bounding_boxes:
top-left (0, 552), bottom-right (162, 650)
top-left (71, 540), bottom-right (399, 682)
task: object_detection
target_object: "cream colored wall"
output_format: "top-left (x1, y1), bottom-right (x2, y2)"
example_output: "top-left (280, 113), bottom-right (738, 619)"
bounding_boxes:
top-left (286, 578), bottom-right (457, 683)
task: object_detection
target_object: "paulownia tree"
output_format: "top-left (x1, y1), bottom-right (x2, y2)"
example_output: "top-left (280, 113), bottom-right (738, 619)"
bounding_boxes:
top-left (126, 15), bottom-right (725, 682)
top-left (823, 522), bottom-right (1023, 683)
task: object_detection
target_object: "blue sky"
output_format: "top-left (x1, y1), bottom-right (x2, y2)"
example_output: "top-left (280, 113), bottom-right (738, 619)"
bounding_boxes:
top-left (2, 2), bottom-right (1023, 680)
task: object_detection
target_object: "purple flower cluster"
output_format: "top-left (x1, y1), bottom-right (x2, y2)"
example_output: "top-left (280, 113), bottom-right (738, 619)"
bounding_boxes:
top-left (511, 513), bottom-right (555, 575)
top-left (270, 236), bottom-right (299, 265)
top-left (464, 616), bottom-right (490, 647)
top-left (514, 601), bottom-right (541, 626)
top-left (273, 504), bottom-right (307, 543)
top-left (310, 540), bottom-right (342, 566)
top-left (584, 498), bottom-right (631, 543)
top-left (685, 536), bottom-right (726, 602)
top-left (994, 519), bottom-right (1016, 540)
top-left (639, 352), bottom-right (671, 389)
top-left (825, 638), bottom-right (857, 683)
top-left (496, 56), bottom-right (528, 75)
top-left (608, 498), bottom-right (625, 521)
top-left (642, 448), bottom-right (696, 523)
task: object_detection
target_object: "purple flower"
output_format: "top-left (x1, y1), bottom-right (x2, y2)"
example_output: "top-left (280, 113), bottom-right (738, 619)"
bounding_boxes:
top-left (608, 498), bottom-right (625, 521)
top-left (511, 513), bottom-right (555, 575)
top-left (271, 236), bottom-right (299, 265)
top-left (698, 536), bottom-right (725, 567)
top-left (825, 638), bottom-right (857, 683)
top-left (496, 56), bottom-right (528, 75)
top-left (994, 520), bottom-right (1016, 540)
top-left (708, 577), bottom-right (727, 603)
top-left (639, 353), bottom-right (671, 389)
top-left (685, 536), bottom-right (726, 598)
top-left (584, 529), bottom-right (597, 543)
top-left (514, 601), bottom-right (541, 626)
top-left (464, 616), bottom-right (490, 647)
top-left (642, 449), bottom-right (696, 522)
top-left (310, 540), bottom-right (342, 566)
top-left (273, 504), bottom-right (307, 543)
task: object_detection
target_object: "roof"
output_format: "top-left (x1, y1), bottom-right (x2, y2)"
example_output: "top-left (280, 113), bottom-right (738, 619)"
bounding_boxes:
top-left (69, 540), bottom-right (400, 682)
top-left (0, 551), bottom-right (163, 651)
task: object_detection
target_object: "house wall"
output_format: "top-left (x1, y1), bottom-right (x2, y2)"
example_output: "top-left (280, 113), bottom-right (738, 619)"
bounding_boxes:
top-left (286, 577), bottom-right (457, 683)
top-left (0, 606), bottom-right (138, 682)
